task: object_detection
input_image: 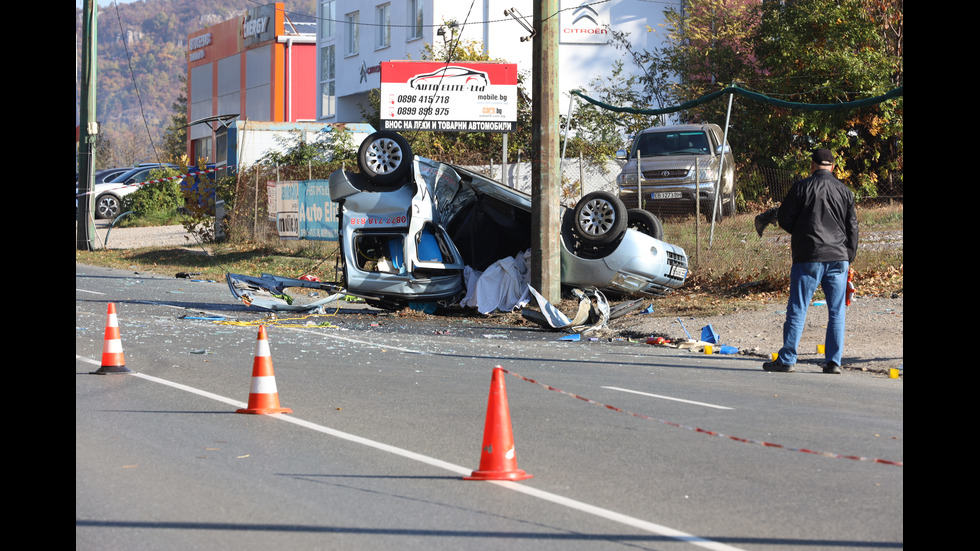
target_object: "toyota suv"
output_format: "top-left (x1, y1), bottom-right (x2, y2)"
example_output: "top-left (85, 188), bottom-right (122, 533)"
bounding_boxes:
top-left (615, 124), bottom-right (736, 220)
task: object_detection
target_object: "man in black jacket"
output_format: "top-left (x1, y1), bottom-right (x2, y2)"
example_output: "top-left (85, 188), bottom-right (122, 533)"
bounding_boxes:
top-left (762, 149), bottom-right (858, 374)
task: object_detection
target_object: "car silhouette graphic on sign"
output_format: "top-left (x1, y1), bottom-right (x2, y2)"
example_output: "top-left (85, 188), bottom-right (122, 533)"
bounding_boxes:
top-left (409, 66), bottom-right (489, 89)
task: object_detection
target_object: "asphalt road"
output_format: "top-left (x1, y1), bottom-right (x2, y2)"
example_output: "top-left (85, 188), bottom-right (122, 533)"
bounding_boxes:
top-left (76, 263), bottom-right (903, 551)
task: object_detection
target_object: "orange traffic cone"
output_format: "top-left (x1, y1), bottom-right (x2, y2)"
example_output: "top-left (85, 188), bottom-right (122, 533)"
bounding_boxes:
top-left (236, 325), bottom-right (292, 415)
top-left (464, 366), bottom-right (532, 481)
top-left (92, 302), bottom-right (133, 375)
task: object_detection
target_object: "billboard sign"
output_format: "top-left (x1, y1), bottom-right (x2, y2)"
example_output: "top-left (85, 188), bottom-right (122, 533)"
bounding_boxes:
top-left (380, 61), bottom-right (518, 132)
top-left (273, 180), bottom-right (339, 241)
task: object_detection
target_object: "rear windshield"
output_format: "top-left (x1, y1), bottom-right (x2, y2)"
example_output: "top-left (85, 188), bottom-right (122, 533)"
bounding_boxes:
top-left (633, 131), bottom-right (710, 158)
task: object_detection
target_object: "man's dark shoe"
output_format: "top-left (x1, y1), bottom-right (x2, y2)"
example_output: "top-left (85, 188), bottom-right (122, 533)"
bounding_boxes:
top-left (762, 360), bottom-right (793, 372)
top-left (823, 363), bottom-right (842, 374)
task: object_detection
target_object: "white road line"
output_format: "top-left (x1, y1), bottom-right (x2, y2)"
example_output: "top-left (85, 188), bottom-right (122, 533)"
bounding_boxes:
top-left (76, 355), bottom-right (744, 551)
top-left (76, 288), bottom-right (104, 295)
top-left (602, 386), bottom-right (733, 410)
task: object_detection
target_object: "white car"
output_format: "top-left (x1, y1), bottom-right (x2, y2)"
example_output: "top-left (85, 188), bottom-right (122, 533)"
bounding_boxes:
top-left (334, 131), bottom-right (689, 303)
top-left (91, 164), bottom-right (174, 219)
top-left (226, 132), bottom-right (690, 313)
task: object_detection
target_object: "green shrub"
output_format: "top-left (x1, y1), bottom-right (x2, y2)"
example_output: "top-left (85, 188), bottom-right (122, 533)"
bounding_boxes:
top-left (122, 167), bottom-right (183, 218)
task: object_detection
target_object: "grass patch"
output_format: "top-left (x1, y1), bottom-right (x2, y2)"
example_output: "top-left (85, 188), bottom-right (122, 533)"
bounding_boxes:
top-left (76, 204), bottom-right (901, 319)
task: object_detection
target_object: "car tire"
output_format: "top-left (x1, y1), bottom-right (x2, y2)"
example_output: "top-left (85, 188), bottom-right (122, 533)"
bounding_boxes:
top-left (573, 191), bottom-right (627, 245)
top-left (357, 131), bottom-right (413, 187)
top-left (95, 193), bottom-right (121, 220)
top-left (626, 209), bottom-right (664, 241)
top-left (723, 185), bottom-right (737, 217)
top-left (702, 197), bottom-right (723, 222)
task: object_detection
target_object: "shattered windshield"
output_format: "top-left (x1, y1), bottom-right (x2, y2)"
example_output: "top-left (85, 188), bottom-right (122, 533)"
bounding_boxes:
top-left (634, 131), bottom-right (710, 157)
top-left (417, 158), bottom-right (476, 226)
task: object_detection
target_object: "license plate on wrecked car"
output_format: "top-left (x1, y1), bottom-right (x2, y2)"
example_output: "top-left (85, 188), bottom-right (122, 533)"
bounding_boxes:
top-left (652, 191), bottom-right (682, 199)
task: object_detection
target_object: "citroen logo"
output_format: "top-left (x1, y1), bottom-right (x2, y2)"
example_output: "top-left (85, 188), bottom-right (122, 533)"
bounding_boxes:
top-left (572, 3), bottom-right (600, 26)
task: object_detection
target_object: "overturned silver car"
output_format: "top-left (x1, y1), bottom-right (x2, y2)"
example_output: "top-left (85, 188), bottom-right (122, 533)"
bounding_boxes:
top-left (228, 131), bottom-right (689, 312)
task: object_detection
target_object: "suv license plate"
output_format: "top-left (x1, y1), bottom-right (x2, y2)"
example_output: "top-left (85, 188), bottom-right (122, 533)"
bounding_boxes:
top-left (652, 192), bottom-right (682, 199)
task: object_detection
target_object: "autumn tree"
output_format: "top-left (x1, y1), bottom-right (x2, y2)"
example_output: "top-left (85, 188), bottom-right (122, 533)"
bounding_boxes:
top-left (751, 0), bottom-right (903, 196)
top-left (608, 0), bottom-right (902, 196)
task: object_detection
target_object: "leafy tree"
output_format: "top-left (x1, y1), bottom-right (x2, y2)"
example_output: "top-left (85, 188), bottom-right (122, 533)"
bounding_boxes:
top-left (161, 74), bottom-right (188, 163)
top-left (255, 125), bottom-right (357, 167)
top-left (612, 0), bottom-right (902, 197)
top-left (751, 0), bottom-right (903, 196)
top-left (123, 167), bottom-right (183, 218)
top-left (564, 61), bottom-right (654, 159)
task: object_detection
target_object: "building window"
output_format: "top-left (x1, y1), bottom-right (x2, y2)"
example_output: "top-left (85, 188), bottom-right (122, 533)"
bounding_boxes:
top-left (408, 0), bottom-right (423, 40)
top-left (345, 12), bottom-right (359, 56)
top-left (319, 0), bottom-right (335, 39)
top-left (375, 4), bottom-right (390, 49)
top-left (320, 44), bottom-right (336, 118)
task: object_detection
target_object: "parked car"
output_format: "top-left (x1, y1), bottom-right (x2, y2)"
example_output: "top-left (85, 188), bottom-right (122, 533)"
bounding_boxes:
top-left (328, 131), bottom-right (689, 307)
top-left (77, 168), bottom-right (129, 218)
top-left (615, 123), bottom-right (736, 220)
top-left (91, 163), bottom-right (176, 219)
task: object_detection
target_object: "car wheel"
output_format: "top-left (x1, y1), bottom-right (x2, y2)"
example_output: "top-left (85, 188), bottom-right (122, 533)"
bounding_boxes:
top-left (95, 193), bottom-right (121, 220)
top-left (573, 191), bottom-right (627, 245)
top-left (702, 197), bottom-right (723, 222)
top-left (626, 209), bottom-right (664, 241)
top-left (723, 185), bottom-right (737, 216)
top-left (357, 131), bottom-right (413, 186)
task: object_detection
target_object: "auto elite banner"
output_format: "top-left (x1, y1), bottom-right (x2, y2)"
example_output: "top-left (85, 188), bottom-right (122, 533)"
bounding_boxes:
top-left (380, 61), bottom-right (518, 132)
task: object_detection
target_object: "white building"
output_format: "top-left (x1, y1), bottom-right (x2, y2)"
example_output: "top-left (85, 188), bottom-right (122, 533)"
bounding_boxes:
top-left (314, 0), bottom-right (680, 124)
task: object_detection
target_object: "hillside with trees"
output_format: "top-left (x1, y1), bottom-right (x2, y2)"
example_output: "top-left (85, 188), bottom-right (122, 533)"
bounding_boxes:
top-left (75, 0), bottom-right (315, 169)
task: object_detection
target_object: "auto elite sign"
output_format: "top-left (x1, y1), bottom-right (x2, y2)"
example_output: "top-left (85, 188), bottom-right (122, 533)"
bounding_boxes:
top-left (380, 61), bottom-right (518, 132)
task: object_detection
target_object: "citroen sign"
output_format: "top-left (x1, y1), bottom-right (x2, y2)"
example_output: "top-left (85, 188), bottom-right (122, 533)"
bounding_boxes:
top-left (560, 0), bottom-right (610, 44)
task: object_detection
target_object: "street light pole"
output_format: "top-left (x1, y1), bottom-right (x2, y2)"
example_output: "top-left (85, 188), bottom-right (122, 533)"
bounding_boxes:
top-left (77, 0), bottom-right (98, 251)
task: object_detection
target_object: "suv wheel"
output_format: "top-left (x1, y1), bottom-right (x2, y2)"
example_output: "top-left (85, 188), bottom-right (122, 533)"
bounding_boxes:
top-left (702, 197), bottom-right (723, 222)
top-left (573, 191), bottom-right (627, 245)
top-left (723, 186), bottom-right (737, 216)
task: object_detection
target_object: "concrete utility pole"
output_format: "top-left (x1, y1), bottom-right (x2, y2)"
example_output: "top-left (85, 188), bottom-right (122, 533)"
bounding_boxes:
top-left (530, 0), bottom-right (561, 304)
top-left (77, 0), bottom-right (98, 251)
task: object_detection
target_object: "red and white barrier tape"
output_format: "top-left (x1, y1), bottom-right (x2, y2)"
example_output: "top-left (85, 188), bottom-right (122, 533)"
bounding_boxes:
top-left (75, 167), bottom-right (222, 199)
top-left (499, 368), bottom-right (903, 467)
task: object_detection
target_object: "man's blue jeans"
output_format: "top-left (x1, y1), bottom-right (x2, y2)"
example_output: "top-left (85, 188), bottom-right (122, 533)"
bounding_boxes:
top-left (778, 261), bottom-right (849, 367)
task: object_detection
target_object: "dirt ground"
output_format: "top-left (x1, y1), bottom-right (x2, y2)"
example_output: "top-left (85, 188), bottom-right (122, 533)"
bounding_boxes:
top-left (597, 293), bottom-right (903, 376)
top-left (86, 222), bottom-right (903, 376)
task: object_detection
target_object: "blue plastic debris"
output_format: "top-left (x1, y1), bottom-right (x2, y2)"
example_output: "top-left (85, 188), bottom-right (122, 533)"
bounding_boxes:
top-left (409, 302), bottom-right (438, 314)
top-left (700, 324), bottom-right (720, 344)
top-left (558, 334), bottom-right (581, 341)
top-left (718, 345), bottom-right (738, 355)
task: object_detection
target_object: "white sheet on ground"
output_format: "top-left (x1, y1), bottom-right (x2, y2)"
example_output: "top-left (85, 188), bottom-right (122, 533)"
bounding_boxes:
top-left (464, 249), bottom-right (533, 314)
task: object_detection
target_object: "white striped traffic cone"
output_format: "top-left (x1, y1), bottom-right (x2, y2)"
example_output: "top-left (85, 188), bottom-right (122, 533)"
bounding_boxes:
top-left (236, 325), bottom-right (292, 414)
top-left (92, 302), bottom-right (133, 375)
